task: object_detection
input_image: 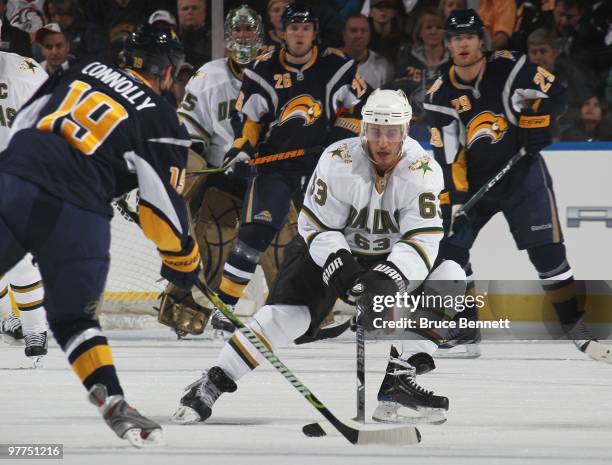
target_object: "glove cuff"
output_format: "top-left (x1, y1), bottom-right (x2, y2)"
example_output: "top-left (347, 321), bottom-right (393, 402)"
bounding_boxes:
top-left (370, 261), bottom-right (409, 294)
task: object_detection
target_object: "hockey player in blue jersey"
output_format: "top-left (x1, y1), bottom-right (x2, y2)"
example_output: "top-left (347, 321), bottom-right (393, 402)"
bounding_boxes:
top-left (0, 24), bottom-right (201, 446)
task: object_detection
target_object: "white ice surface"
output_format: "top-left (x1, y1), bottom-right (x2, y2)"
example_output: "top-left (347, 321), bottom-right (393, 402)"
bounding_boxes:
top-left (1, 331), bottom-right (611, 465)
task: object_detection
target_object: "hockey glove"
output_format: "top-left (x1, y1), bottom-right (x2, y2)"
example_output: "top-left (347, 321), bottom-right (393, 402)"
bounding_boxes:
top-left (322, 249), bottom-right (365, 304)
top-left (519, 111), bottom-right (552, 155)
top-left (223, 142), bottom-right (255, 175)
top-left (159, 238), bottom-right (202, 289)
top-left (449, 203), bottom-right (468, 237)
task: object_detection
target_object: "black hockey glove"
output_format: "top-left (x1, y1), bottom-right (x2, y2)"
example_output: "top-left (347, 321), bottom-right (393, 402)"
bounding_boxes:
top-left (350, 261), bottom-right (409, 322)
top-left (322, 249), bottom-right (365, 304)
top-left (449, 203), bottom-right (468, 237)
top-left (519, 111), bottom-right (552, 155)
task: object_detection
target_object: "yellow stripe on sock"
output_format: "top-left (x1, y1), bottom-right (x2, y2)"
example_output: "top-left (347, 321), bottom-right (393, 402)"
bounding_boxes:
top-left (229, 335), bottom-right (259, 369)
top-left (71, 345), bottom-right (114, 382)
top-left (219, 277), bottom-right (247, 298)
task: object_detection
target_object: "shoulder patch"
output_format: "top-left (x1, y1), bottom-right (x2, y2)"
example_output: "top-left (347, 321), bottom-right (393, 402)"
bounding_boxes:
top-left (409, 156), bottom-right (434, 177)
top-left (323, 47), bottom-right (346, 58)
top-left (329, 143), bottom-right (352, 165)
top-left (19, 58), bottom-right (40, 74)
top-left (427, 77), bottom-right (443, 95)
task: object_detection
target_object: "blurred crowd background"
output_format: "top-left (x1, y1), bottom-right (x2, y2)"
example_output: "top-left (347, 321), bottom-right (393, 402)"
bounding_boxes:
top-left (1, 0), bottom-right (611, 143)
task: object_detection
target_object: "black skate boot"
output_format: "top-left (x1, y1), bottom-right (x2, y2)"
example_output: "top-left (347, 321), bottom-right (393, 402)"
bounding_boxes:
top-left (563, 319), bottom-right (612, 364)
top-left (373, 346), bottom-right (448, 425)
top-left (1, 314), bottom-right (24, 345)
top-left (171, 366), bottom-right (237, 424)
top-left (88, 384), bottom-right (163, 447)
top-left (211, 308), bottom-right (235, 340)
top-left (435, 307), bottom-right (481, 358)
top-left (24, 331), bottom-right (48, 367)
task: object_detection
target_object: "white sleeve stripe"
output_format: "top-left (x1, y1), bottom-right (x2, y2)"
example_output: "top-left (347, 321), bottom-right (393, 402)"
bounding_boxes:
top-left (326, 59), bottom-right (355, 116)
top-left (423, 102), bottom-right (459, 119)
top-left (502, 54), bottom-right (526, 126)
top-left (148, 137), bottom-right (192, 147)
top-left (123, 151), bottom-right (183, 235)
top-left (244, 68), bottom-right (278, 113)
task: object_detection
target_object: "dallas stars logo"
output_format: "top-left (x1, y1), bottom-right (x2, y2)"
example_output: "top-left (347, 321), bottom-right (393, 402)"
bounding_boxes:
top-left (410, 156), bottom-right (433, 177)
top-left (330, 144), bottom-right (351, 164)
top-left (19, 59), bottom-right (38, 73)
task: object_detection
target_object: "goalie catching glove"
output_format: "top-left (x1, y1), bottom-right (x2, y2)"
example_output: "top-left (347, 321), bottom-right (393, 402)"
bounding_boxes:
top-left (156, 283), bottom-right (212, 335)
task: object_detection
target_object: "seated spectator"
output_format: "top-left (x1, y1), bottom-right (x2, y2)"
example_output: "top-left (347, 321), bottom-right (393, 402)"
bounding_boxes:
top-left (368, 0), bottom-right (405, 63)
top-left (478, 0), bottom-right (516, 50)
top-left (510, 0), bottom-right (554, 52)
top-left (438, 0), bottom-right (466, 21)
top-left (342, 13), bottom-right (393, 88)
top-left (177, 0), bottom-right (211, 68)
top-left (527, 28), bottom-right (591, 127)
top-left (391, 7), bottom-right (449, 140)
top-left (148, 9), bottom-right (178, 31)
top-left (35, 22), bottom-right (72, 74)
top-left (300, 0), bottom-right (343, 48)
top-left (561, 95), bottom-right (612, 142)
top-left (0, 0), bottom-right (32, 57)
top-left (264, 0), bottom-right (292, 48)
top-left (46, 0), bottom-right (103, 59)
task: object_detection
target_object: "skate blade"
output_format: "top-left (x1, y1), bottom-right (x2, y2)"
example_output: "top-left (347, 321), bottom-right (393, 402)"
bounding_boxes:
top-left (170, 405), bottom-right (202, 424)
top-left (29, 356), bottom-right (45, 368)
top-left (582, 340), bottom-right (612, 364)
top-left (434, 343), bottom-right (481, 359)
top-left (212, 329), bottom-right (232, 341)
top-left (124, 428), bottom-right (164, 447)
top-left (372, 402), bottom-right (447, 425)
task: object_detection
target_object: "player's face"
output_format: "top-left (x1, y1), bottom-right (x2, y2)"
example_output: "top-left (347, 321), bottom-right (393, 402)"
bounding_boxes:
top-left (284, 22), bottom-right (316, 58)
top-left (447, 33), bottom-right (482, 67)
top-left (366, 124), bottom-right (404, 172)
top-left (231, 25), bottom-right (257, 44)
top-left (527, 44), bottom-right (558, 72)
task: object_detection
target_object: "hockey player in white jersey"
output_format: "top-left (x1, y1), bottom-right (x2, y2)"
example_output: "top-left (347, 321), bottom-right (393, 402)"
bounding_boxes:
top-left (0, 20), bottom-right (49, 365)
top-left (172, 89), bottom-right (466, 426)
top-left (159, 5), bottom-right (298, 337)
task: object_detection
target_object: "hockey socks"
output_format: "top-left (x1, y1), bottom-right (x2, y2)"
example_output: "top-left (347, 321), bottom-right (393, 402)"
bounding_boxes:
top-left (56, 325), bottom-right (123, 396)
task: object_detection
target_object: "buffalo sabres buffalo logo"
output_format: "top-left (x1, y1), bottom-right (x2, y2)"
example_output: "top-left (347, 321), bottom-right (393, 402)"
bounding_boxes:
top-left (466, 111), bottom-right (508, 148)
top-left (278, 94), bottom-right (322, 126)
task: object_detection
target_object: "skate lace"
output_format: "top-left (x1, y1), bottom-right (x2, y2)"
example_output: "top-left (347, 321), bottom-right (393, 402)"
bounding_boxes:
top-left (3, 315), bottom-right (22, 332)
top-left (193, 371), bottom-right (222, 405)
top-left (25, 332), bottom-right (46, 348)
top-left (389, 357), bottom-right (433, 396)
top-left (212, 308), bottom-right (232, 323)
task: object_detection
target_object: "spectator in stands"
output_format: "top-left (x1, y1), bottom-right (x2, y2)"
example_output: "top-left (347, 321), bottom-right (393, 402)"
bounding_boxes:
top-left (391, 7), bottom-right (448, 141)
top-left (300, 1), bottom-right (343, 48)
top-left (177, 0), bottom-right (211, 68)
top-left (46, 0), bottom-right (103, 60)
top-left (265, 0), bottom-right (293, 48)
top-left (335, 0), bottom-right (362, 20)
top-left (148, 9), bottom-right (178, 31)
top-left (342, 13), bottom-right (393, 88)
top-left (438, 0), bottom-right (466, 21)
top-left (509, 0), bottom-right (554, 52)
top-left (36, 23), bottom-right (72, 74)
top-left (527, 28), bottom-right (591, 127)
top-left (478, 0), bottom-right (516, 50)
top-left (561, 95), bottom-right (612, 142)
top-left (0, 0), bottom-right (32, 57)
top-left (368, 0), bottom-right (404, 63)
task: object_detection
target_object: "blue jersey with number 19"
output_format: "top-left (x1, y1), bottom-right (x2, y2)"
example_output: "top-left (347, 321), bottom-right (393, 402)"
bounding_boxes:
top-left (0, 58), bottom-right (199, 274)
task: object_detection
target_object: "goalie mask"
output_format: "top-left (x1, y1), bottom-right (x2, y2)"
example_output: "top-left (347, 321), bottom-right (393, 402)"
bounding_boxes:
top-left (224, 5), bottom-right (264, 65)
top-left (360, 89), bottom-right (412, 170)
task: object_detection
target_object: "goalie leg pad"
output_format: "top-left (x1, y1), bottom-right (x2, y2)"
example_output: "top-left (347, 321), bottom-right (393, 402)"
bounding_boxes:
top-left (193, 187), bottom-right (242, 289)
top-left (157, 283), bottom-right (212, 335)
top-left (183, 150), bottom-right (208, 203)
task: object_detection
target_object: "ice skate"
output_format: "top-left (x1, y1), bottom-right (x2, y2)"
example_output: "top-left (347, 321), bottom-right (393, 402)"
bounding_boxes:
top-left (373, 347), bottom-right (448, 425)
top-left (24, 331), bottom-right (48, 367)
top-left (171, 366), bottom-right (237, 424)
top-left (563, 319), bottom-right (612, 364)
top-left (211, 308), bottom-right (235, 340)
top-left (88, 384), bottom-right (163, 447)
top-left (435, 307), bottom-right (481, 359)
top-left (1, 314), bottom-right (24, 345)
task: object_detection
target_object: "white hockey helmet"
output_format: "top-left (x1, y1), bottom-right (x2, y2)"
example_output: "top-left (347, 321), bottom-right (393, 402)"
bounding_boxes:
top-left (360, 89), bottom-right (413, 166)
top-left (224, 5), bottom-right (264, 65)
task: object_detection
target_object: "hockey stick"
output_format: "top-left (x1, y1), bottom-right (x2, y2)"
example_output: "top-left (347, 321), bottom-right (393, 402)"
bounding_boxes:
top-left (355, 304), bottom-right (365, 422)
top-left (194, 279), bottom-right (421, 446)
top-left (186, 146), bottom-right (323, 177)
top-left (453, 148), bottom-right (526, 220)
